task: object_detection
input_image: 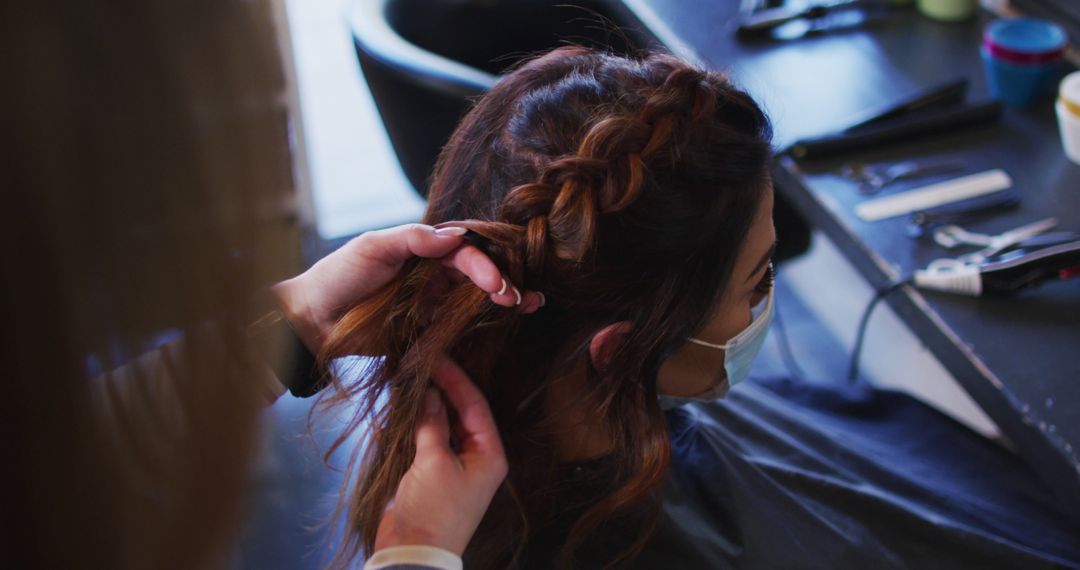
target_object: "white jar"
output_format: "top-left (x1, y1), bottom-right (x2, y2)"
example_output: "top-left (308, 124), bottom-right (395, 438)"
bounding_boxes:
top-left (1056, 71), bottom-right (1080, 165)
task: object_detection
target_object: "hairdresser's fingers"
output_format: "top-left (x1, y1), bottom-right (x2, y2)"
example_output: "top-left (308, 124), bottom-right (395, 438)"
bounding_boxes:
top-left (519, 291), bottom-right (544, 314)
top-left (440, 245), bottom-right (500, 291)
top-left (440, 249), bottom-right (546, 312)
top-left (413, 388), bottom-right (452, 458)
top-left (431, 358), bottom-right (505, 460)
top-left (439, 245), bottom-right (521, 307)
top-left (362, 224), bottom-right (467, 270)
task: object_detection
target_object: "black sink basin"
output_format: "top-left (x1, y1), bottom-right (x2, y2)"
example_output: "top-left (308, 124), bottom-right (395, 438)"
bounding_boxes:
top-left (388, 0), bottom-right (654, 76)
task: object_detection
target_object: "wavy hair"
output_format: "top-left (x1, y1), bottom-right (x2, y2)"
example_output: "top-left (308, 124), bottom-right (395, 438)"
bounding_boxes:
top-left (319, 46), bottom-right (773, 568)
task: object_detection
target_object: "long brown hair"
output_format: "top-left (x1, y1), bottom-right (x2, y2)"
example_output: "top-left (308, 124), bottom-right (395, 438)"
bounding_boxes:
top-left (319, 46), bottom-right (773, 568)
top-left (1, 1), bottom-right (297, 568)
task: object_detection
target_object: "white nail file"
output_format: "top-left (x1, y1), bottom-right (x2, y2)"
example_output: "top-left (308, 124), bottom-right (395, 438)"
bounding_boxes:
top-left (855, 169), bottom-right (1013, 222)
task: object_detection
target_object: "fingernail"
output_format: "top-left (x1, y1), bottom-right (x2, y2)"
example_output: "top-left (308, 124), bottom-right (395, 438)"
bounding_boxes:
top-left (537, 292), bottom-right (546, 307)
top-left (434, 226), bottom-right (467, 237)
top-left (513, 286), bottom-right (522, 306)
top-left (496, 278), bottom-right (507, 296)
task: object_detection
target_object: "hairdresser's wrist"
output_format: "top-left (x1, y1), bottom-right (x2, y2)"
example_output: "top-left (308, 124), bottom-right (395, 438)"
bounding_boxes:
top-left (270, 277), bottom-right (324, 355)
top-left (374, 520), bottom-right (466, 557)
top-left (365, 545), bottom-right (463, 570)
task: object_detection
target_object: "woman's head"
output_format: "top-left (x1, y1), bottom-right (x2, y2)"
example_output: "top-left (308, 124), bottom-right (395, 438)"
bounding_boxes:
top-left (322, 46), bottom-right (773, 568)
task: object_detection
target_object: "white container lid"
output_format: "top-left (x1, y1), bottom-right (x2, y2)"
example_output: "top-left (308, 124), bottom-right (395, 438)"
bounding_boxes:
top-left (1060, 71), bottom-right (1080, 118)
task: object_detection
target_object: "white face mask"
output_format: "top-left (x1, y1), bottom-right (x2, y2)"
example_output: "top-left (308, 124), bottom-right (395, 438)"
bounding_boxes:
top-left (657, 285), bottom-right (774, 410)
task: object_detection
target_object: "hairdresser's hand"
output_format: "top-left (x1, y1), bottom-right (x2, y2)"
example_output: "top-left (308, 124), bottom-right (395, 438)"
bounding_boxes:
top-left (273, 223), bottom-right (542, 353)
top-left (373, 357), bottom-right (508, 556)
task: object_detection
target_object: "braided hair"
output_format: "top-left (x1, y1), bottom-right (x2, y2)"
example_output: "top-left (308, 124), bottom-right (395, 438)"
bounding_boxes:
top-left (320, 47), bottom-right (773, 569)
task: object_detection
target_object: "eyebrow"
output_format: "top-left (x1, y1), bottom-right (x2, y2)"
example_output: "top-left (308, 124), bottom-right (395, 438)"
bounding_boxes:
top-left (745, 240), bottom-right (778, 284)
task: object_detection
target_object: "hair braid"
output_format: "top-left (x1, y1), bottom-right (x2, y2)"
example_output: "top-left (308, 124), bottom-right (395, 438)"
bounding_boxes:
top-left (496, 63), bottom-right (714, 276)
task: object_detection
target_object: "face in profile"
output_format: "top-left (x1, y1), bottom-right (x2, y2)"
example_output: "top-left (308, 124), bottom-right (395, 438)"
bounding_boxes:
top-left (656, 185), bottom-right (777, 398)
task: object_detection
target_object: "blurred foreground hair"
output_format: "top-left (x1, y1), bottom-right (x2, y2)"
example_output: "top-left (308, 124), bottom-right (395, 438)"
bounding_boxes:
top-left (1, 1), bottom-right (298, 568)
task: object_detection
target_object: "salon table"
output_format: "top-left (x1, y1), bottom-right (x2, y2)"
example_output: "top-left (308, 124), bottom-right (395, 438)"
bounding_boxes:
top-left (619, 0), bottom-right (1080, 508)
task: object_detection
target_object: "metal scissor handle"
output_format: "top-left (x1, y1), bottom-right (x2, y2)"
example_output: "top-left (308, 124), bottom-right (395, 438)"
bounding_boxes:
top-left (932, 224), bottom-right (995, 248)
top-left (928, 217), bottom-right (1058, 270)
top-left (933, 217), bottom-right (1058, 249)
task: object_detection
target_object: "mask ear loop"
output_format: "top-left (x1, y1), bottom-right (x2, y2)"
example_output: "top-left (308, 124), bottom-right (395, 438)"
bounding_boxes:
top-left (686, 337), bottom-right (731, 350)
top-left (685, 285), bottom-right (775, 350)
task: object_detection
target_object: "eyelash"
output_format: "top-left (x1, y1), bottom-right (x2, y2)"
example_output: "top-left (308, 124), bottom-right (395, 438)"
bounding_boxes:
top-left (754, 262), bottom-right (775, 294)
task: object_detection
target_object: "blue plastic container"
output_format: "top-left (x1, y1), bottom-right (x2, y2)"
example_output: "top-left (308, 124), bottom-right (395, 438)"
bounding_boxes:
top-left (982, 47), bottom-right (1064, 107)
top-left (981, 18), bottom-right (1067, 107)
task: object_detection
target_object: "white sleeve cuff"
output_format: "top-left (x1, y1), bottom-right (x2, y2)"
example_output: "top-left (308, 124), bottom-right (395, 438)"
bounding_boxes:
top-left (363, 545), bottom-right (463, 570)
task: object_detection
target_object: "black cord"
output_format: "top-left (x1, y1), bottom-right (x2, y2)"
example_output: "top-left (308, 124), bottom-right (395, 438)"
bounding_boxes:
top-left (847, 277), bottom-right (913, 383)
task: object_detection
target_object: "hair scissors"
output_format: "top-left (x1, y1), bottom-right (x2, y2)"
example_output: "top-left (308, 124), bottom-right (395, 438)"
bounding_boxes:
top-left (926, 217), bottom-right (1058, 271)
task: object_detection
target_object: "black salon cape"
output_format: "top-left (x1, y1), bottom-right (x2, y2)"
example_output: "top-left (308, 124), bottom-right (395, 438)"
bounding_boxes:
top-left (626, 376), bottom-right (1080, 569)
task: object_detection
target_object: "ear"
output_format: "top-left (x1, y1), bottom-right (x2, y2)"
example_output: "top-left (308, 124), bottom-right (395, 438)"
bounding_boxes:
top-left (588, 321), bottom-right (633, 372)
